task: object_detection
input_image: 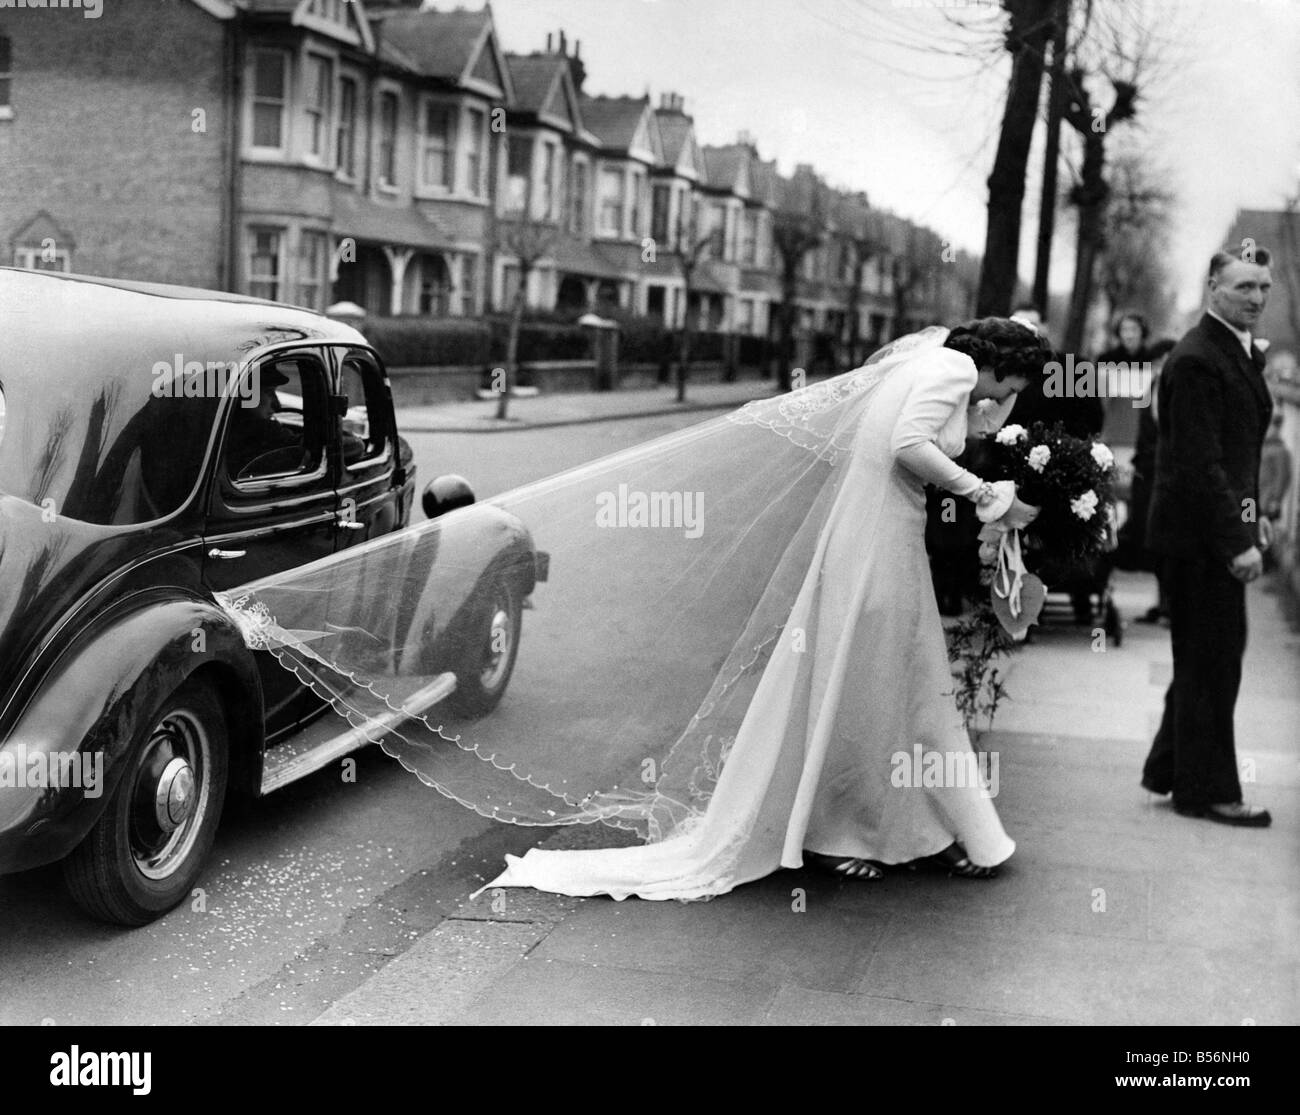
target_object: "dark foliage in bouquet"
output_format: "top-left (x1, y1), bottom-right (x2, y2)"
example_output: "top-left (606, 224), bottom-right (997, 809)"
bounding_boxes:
top-left (946, 421), bottom-right (1116, 736)
top-left (985, 420), bottom-right (1116, 576)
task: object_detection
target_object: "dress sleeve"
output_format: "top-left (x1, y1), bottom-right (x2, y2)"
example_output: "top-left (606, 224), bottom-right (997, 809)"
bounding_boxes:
top-left (890, 349), bottom-right (983, 498)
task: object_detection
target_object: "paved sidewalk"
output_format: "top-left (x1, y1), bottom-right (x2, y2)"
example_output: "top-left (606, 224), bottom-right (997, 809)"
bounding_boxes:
top-left (396, 380), bottom-right (783, 433)
top-left (316, 572), bottom-right (1299, 1026)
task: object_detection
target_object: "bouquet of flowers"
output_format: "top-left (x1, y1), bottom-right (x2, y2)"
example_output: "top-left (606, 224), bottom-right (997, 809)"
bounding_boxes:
top-left (946, 421), bottom-right (1116, 735)
top-left (984, 420), bottom-right (1117, 580)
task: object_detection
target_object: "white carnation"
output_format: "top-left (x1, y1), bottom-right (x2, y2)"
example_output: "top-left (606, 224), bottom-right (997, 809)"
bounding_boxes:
top-left (1090, 442), bottom-right (1115, 470)
top-left (1027, 444), bottom-right (1051, 472)
top-left (995, 424), bottom-right (1027, 446)
top-left (1071, 490), bottom-right (1100, 521)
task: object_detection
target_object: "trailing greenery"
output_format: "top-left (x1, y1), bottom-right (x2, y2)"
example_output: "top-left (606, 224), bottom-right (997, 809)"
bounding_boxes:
top-left (945, 598), bottom-right (1015, 738)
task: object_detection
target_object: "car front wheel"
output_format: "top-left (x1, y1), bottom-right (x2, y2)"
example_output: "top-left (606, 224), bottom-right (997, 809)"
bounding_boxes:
top-left (448, 576), bottom-right (522, 719)
top-left (63, 677), bottom-right (228, 926)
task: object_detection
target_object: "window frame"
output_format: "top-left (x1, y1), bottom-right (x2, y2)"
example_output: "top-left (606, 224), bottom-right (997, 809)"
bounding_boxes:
top-left (222, 351), bottom-right (333, 496)
top-left (336, 72), bottom-right (358, 180)
top-left (0, 34), bottom-right (12, 121)
top-left (248, 47), bottom-right (291, 156)
top-left (13, 244), bottom-right (72, 272)
top-left (337, 349), bottom-right (394, 477)
top-left (302, 52), bottom-right (334, 165)
top-left (569, 154), bottom-right (589, 236)
top-left (463, 105), bottom-right (487, 199)
top-left (377, 88), bottom-right (400, 192)
top-left (597, 165), bottom-right (625, 238)
top-left (417, 95), bottom-right (457, 195)
top-left (295, 228), bottom-right (328, 311)
top-left (247, 226), bottom-right (286, 302)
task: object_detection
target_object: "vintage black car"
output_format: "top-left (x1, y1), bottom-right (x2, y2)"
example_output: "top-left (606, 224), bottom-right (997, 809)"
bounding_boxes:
top-left (0, 269), bottom-right (543, 925)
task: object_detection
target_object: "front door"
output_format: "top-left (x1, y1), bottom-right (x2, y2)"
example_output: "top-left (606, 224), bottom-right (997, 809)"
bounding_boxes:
top-left (202, 348), bottom-right (339, 739)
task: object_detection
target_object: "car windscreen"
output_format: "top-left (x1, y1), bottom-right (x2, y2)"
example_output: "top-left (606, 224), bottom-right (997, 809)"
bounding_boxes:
top-left (0, 332), bottom-right (222, 526)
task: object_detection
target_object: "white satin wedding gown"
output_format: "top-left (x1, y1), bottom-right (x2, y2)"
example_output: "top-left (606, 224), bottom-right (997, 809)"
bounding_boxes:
top-left (485, 346), bottom-right (1017, 900)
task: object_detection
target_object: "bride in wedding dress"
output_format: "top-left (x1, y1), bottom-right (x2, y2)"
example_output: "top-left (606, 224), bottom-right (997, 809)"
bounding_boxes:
top-left (483, 316), bottom-right (1048, 900)
top-left (219, 317), bottom-right (1052, 904)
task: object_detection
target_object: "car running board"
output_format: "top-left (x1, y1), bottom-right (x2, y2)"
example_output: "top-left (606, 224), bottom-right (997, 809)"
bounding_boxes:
top-left (259, 672), bottom-right (458, 795)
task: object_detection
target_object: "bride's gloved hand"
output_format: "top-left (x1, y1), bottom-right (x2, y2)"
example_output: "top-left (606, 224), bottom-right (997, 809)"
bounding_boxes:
top-left (999, 496), bottom-right (1040, 531)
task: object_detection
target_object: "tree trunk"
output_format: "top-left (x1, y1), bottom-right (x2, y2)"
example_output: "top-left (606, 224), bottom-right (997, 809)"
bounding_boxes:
top-left (497, 267), bottom-right (527, 420)
top-left (676, 279), bottom-right (694, 403)
top-left (976, 0), bottom-right (1054, 317)
top-left (778, 268), bottom-right (799, 391)
top-left (1063, 133), bottom-right (1107, 354)
top-left (1032, 0), bottom-right (1070, 314)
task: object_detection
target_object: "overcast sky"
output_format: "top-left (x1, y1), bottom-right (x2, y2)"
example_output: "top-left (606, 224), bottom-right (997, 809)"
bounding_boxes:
top-left (471, 0), bottom-right (1300, 315)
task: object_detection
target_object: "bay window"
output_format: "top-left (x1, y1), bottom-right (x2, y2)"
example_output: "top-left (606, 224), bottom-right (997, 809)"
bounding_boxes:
top-left (0, 35), bottom-right (12, 119)
top-left (251, 49), bottom-right (289, 151)
top-left (377, 92), bottom-right (398, 188)
top-left (336, 75), bottom-right (357, 178)
top-left (506, 134), bottom-right (531, 214)
top-left (420, 100), bottom-right (455, 191)
top-left (598, 167), bottom-right (624, 236)
top-left (570, 158), bottom-right (588, 235)
top-left (464, 107), bottom-right (486, 197)
top-left (248, 228), bottom-right (284, 301)
top-left (304, 55), bottom-right (332, 161)
top-left (296, 230), bottom-right (327, 310)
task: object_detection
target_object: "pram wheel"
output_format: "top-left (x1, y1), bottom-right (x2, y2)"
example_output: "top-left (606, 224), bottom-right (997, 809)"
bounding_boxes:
top-left (1104, 599), bottom-right (1123, 647)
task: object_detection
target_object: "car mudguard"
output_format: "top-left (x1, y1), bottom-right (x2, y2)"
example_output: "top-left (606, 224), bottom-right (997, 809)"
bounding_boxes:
top-left (0, 592), bottom-right (262, 874)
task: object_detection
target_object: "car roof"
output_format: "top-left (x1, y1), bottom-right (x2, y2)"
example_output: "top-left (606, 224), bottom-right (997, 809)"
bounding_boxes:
top-left (0, 267), bottom-right (369, 350)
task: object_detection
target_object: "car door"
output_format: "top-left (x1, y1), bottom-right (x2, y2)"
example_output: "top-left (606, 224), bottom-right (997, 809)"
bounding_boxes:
top-left (202, 348), bottom-right (340, 739)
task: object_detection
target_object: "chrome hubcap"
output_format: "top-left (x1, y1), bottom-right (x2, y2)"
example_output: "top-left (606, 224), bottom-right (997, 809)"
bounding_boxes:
top-left (480, 602), bottom-right (512, 690)
top-left (154, 757), bottom-right (196, 832)
top-left (129, 710), bottom-right (210, 880)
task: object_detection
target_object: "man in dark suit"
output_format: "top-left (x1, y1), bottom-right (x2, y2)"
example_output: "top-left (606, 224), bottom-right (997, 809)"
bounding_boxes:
top-left (1142, 245), bottom-right (1275, 827)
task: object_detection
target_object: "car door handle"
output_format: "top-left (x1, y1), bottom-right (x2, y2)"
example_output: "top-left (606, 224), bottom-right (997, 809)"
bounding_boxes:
top-left (207, 548), bottom-right (247, 560)
top-left (336, 518), bottom-right (366, 531)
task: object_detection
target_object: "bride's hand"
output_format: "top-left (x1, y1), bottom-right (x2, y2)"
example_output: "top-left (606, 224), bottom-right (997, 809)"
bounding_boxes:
top-left (999, 497), bottom-right (1039, 530)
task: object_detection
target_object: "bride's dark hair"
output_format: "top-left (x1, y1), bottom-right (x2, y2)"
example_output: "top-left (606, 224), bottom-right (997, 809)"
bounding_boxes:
top-left (943, 317), bottom-right (1051, 382)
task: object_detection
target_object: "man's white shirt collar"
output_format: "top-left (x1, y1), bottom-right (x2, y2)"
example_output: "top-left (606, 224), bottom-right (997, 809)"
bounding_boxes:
top-left (1207, 308), bottom-right (1253, 354)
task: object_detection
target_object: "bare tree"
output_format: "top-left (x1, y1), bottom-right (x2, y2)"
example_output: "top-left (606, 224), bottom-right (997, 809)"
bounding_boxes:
top-left (1060, 68), bottom-right (1139, 351)
top-left (495, 174), bottom-right (558, 421)
top-left (1032, 0), bottom-right (1073, 312)
top-left (673, 194), bottom-right (717, 403)
top-left (837, 195), bottom-right (888, 367)
top-left (1097, 150), bottom-right (1176, 329)
top-left (977, 0), bottom-right (1056, 316)
top-left (890, 218), bottom-right (944, 335)
top-left (773, 171), bottom-right (828, 391)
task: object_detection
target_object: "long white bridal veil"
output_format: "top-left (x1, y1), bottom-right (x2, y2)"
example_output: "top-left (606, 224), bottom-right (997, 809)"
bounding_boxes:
top-left (217, 328), bottom-right (950, 841)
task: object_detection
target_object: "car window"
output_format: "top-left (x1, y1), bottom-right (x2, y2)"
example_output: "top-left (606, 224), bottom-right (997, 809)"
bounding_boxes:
top-left (339, 353), bottom-right (389, 469)
top-left (224, 355), bottom-right (327, 485)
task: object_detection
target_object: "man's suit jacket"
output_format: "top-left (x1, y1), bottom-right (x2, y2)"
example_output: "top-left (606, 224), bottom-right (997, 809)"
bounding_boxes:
top-left (1146, 313), bottom-right (1273, 564)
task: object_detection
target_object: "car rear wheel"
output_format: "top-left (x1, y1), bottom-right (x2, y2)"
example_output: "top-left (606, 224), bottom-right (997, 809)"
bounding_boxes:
top-left (63, 677), bottom-right (228, 926)
top-left (447, 576), bottom-right (522, 719)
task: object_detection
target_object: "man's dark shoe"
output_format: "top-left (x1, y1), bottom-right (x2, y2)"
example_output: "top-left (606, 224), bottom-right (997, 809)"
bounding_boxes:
top-left (1174, 801), bottom-right (1272, 827)
top-left (1141, 776), bottom-right (1171, 795)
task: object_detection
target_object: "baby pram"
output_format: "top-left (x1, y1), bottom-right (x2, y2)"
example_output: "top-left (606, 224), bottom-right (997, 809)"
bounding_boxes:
top-left (1027, 491), bottom-right (1124, 646)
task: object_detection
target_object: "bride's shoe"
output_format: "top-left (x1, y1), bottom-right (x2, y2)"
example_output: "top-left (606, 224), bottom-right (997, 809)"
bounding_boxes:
top-left (803, 851), bottom-right (885, 881)
top-left (919, 842), bottom-right (999, 879)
